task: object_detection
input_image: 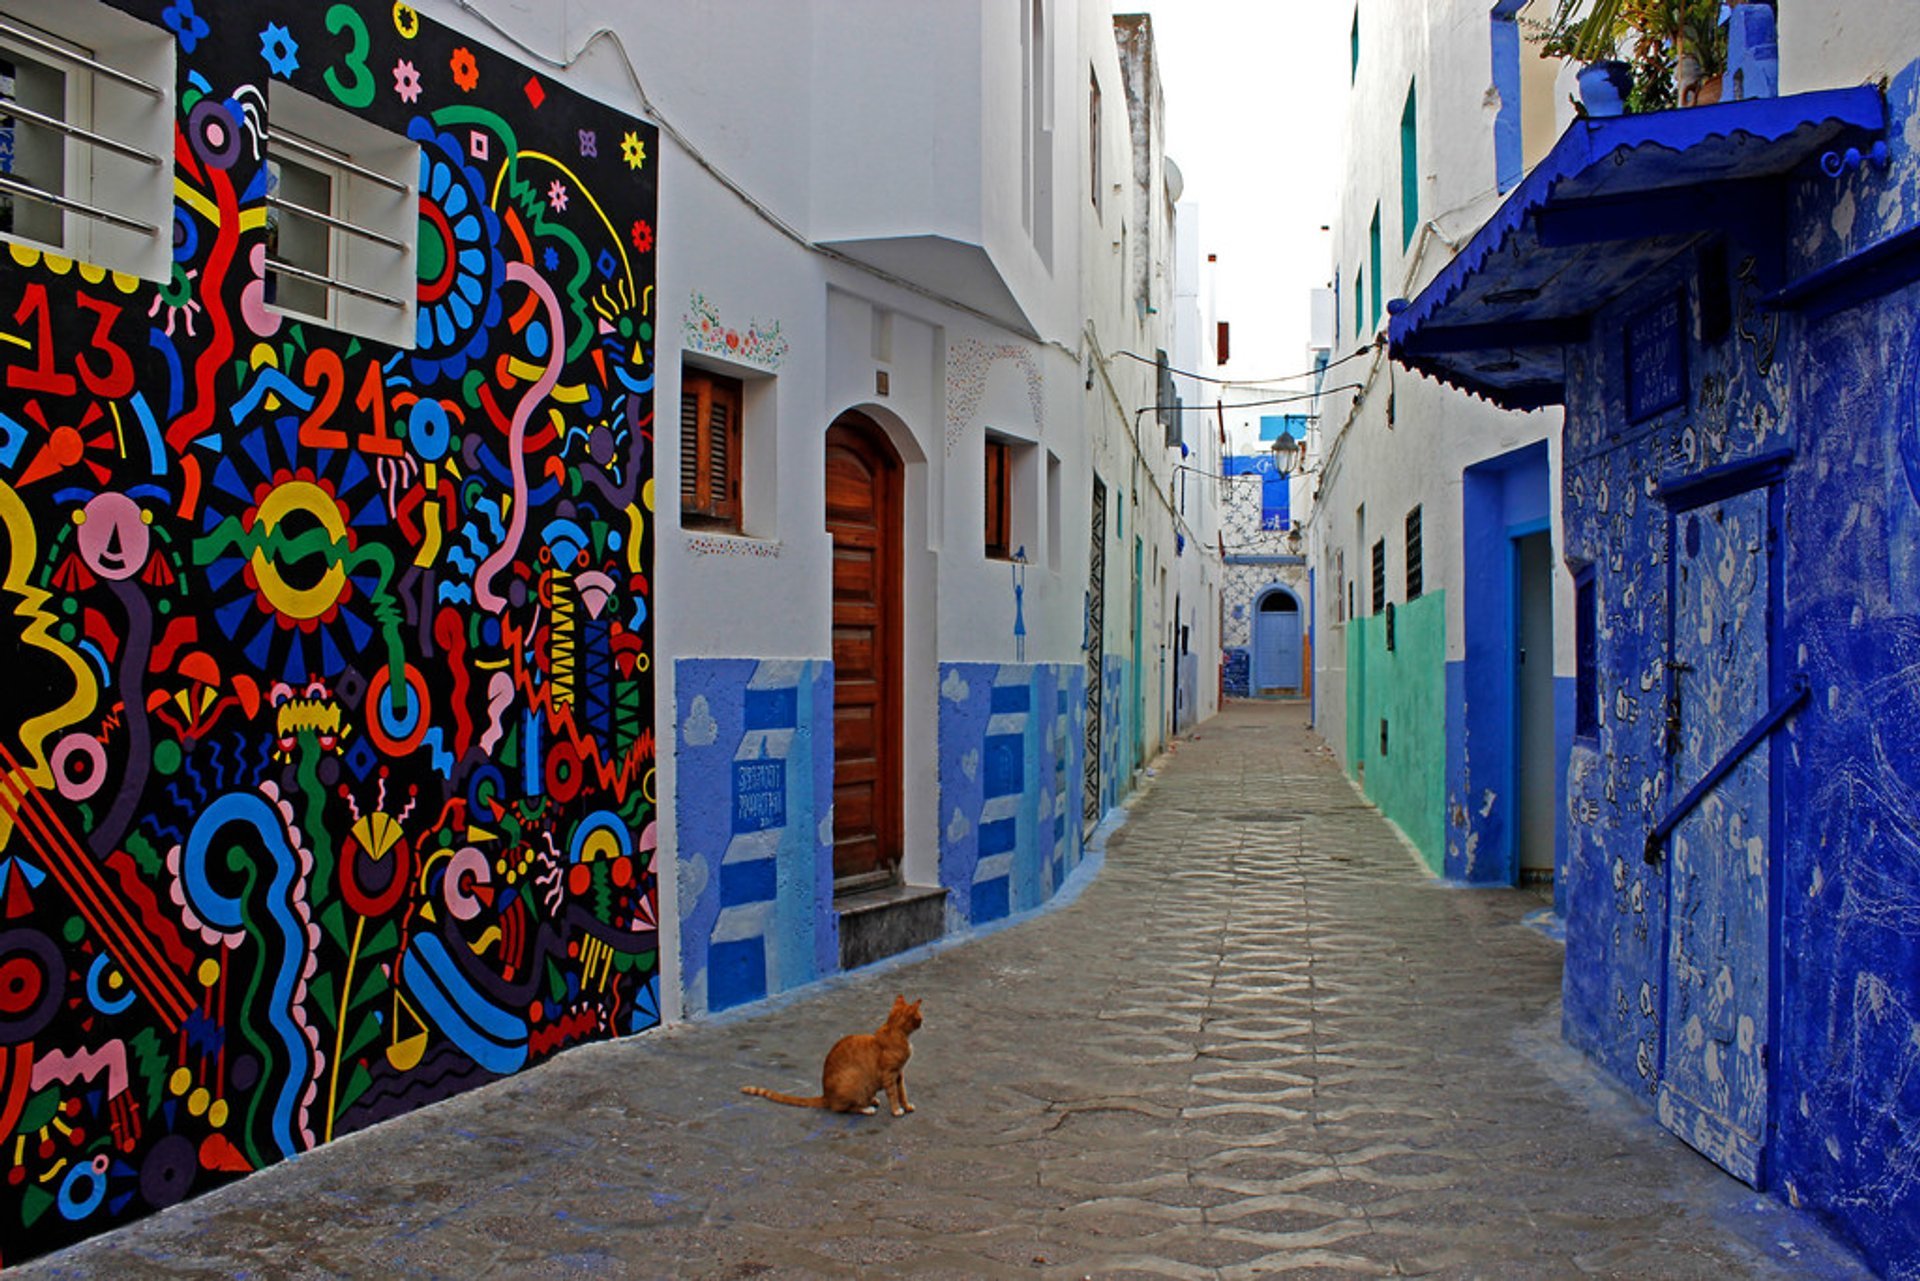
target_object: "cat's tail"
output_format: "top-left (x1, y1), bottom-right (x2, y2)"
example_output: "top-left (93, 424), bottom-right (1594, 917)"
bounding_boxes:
top-left (739, 1085), bottom-right (828, 1108)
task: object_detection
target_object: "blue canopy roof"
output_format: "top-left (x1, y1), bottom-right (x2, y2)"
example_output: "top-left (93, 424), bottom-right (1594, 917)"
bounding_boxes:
top-left (1388, 87), bottom-right (1885, 409)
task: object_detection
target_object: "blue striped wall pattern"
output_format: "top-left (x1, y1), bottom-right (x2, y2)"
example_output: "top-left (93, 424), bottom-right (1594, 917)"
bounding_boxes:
top-left (937, 663), bottom-right (1087, 928)
top-left (675, 660), bottom-right (837, 1014)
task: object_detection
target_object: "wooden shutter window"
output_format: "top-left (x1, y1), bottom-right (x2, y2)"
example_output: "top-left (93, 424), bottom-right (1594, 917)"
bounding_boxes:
top-left (985, 437), bottom-right (1011, 560)
top-left (680, 368), bottom-right (743, 530)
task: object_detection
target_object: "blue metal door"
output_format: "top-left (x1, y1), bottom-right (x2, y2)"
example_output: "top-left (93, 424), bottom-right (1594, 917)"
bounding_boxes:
top-left (1254, 592), bottom-right (1302, 693)
top-left (1658, 487), bottom-right (1773, 1186)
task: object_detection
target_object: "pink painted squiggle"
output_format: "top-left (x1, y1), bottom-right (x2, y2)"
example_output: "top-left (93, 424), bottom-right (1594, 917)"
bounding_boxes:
top-left (476, 261), bottom-right (566, 614)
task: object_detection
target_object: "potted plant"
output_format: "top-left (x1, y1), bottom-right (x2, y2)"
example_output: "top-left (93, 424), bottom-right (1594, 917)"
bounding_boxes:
top-left (1530, 0), bottom-right (1731, 116)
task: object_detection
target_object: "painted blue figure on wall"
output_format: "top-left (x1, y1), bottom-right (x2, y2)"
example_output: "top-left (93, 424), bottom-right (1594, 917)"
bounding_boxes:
top-left (1012, 546), bottom-right (1028, 662)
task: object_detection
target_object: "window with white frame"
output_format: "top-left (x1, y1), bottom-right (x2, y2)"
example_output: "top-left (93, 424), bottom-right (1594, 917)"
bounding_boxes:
top-left (0, 0), bottom-right (173, 281)
top-left (265, 84), bottom-right (416, 347)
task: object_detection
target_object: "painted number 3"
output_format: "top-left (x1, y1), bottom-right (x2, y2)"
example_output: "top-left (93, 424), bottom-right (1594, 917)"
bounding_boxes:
top-left (323, 3), bottom-right (376, 109)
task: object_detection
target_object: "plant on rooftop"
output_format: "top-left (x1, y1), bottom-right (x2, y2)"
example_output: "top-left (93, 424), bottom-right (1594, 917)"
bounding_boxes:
top-left (1529, 0), bottom-right (1733, 113)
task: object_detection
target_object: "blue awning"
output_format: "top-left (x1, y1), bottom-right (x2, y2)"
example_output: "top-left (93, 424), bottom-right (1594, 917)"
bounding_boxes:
top-left (1388, 87), bottom-right (1886, 409)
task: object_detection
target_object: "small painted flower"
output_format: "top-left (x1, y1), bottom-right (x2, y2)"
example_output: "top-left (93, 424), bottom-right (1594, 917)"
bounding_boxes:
top-left (392, 2), bottom-right (420, 38)
top-left (577, 129), bottom-right (597, 158)
top-left (547, 180), bottom-right (569, 212)
top-left (260, 22), bottom-right (299, 78)
top-left (620, 131), bottom-right (646, 170)
top-left (630, 220), bottom-right (654, 254)
top-left (161, 0), bottom-right (209, 53)
top-left (392, 58), bottom-right (422, 103)
top-left (542, 246), bottom-right (560, 272)
top-left (449, 46), bottom-right (480, 92)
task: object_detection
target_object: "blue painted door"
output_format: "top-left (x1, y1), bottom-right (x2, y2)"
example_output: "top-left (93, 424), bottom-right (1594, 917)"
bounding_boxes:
top-left (1254, 593), bottom-right (1302, 693)
top-left (1658, 488), bottom-right (1773, 1186)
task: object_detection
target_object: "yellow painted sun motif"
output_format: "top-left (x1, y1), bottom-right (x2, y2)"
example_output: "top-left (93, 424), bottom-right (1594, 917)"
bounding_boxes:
top-left (621, 131), bottom-right (647, 171)
top-left (393, 2), bottom-right (419, 38)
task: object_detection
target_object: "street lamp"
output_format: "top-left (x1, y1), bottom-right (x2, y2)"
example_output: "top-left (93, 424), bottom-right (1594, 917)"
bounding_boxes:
top-left (1270, 429), bottom-right (1301, 477)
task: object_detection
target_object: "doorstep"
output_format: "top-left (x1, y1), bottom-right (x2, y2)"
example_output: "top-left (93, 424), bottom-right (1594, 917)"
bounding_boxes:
top-left (835, 882), bottom-right (949, 971)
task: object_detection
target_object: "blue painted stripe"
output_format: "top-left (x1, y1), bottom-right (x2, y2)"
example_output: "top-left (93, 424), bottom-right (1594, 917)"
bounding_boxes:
top-left (971, 877), bottom-right (1010, 924)
top-left (984, 734), bottom-right (1024, 796)
top-left (744, 686), bottom-right (798, 730)
top-left (720, 858), bottom-right (779, 907)
top-left (709, 938), bottom-right (767, 1011)
top-left (979, 818), bottom-right (1018, 857)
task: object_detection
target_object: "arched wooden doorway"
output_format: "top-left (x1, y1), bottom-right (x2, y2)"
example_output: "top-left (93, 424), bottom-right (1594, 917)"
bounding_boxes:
top-left (825, 412), bottom-right (903, 891)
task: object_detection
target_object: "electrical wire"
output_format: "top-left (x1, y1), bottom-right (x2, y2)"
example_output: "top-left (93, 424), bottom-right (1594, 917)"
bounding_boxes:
top-left (1133, 382), bottom-right (1361, 420)
top-left (1114, 342), bottom-right (1380, 388)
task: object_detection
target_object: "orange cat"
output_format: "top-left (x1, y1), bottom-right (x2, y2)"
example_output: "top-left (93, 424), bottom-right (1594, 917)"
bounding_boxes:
top-left (741, 995), bottom-right (924, 1116)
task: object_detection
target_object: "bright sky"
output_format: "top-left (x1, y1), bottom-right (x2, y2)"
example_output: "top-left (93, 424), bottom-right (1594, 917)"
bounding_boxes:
top-left (1132, 2), bottom-right (1350, 412)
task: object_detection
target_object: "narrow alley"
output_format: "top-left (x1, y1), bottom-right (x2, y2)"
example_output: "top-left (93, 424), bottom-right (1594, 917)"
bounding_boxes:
top-left (14, 704), bottom-right (1862, 1280)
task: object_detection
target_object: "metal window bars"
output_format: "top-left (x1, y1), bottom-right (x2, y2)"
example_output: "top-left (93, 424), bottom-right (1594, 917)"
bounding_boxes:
top-left (0, 173), bottom-right (157, 235)
top-left (262, 256), bottom-right (406, 309)
top-left (0, 16), bottom-right (162, 98)
top-left (264, 129), bottom-right (411, 196)
top-left (262, 131), bottom-right (412, 311)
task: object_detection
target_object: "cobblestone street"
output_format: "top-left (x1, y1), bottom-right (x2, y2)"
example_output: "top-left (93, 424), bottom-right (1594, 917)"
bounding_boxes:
top-left (16, 702), bottom-right (1867, 1279)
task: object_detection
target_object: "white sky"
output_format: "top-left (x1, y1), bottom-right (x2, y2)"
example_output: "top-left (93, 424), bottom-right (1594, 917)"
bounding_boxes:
top-left (1131, 2), bottom-right (1350, 419)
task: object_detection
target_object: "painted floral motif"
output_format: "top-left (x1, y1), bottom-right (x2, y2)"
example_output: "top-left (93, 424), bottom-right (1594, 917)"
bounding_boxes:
top-left (161, 0), bottom-right (209, 53)
top-left (547, 180), bottom-right (569, 213)
top-left (630, 220), bottom-right (654, 254)
top-left (260, 22), bottom-right (300, 78)
top-left (393, 58), bottom-right (422, 103)
top-left (392, 1), bottom-right (419, 38)
top-left (449, 46), bottom-right (479, 92)
top-left (621, 131), bottom-right (647, 170)
top-left (681, 292), bottom-right (790, 371)
top-left (409, 122), bottom-right (506, 382)
top-left (578, 129), bottom-right (598, 158)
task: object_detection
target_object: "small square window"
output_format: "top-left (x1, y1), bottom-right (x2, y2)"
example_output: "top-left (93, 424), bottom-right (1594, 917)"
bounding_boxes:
top-left (681, 366), bottom-right (743, 531)
top-left (1575, 566), bottom-right (1599, 738)
top-left (985, 436), bottom-right (1012, 560)
top-left (0, 47), bottom-right (70, 248)
top-left (0, 2), bottom-right (174, 281)
top-left (265, 84), bottom-right (417, 347)
top-left (265, 147), bottom-right (336, 322)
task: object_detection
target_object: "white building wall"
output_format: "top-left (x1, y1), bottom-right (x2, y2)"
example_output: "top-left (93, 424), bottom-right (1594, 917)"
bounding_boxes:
top-left (416, 0), bottom-right (1202, 1020)
top-left (1780, 1), bottom-right (1920, 95)
top-left (1315, 0), bottom-right (1564, 857)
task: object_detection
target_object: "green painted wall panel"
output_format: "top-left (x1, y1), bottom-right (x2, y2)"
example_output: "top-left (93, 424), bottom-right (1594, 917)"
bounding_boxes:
top-left (1344, 591), bottom-right (1447, 870)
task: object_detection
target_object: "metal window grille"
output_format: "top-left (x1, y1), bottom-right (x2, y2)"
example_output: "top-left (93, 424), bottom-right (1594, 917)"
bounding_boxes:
top-left (1404, 505), bottom-right (1423, 599)
top-left (1371, 538), bottom-right (1386, 615)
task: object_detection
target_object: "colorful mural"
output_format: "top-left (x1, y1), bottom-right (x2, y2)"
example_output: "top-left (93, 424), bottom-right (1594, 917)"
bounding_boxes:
top-left (0, 1), bottom-right (657, 1263)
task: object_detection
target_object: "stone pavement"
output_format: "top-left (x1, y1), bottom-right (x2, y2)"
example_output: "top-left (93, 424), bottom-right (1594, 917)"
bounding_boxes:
top-left (16, 702), bottom-right (1870, 1279)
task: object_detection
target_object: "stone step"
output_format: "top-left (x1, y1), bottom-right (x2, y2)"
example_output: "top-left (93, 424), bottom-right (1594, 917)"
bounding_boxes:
top-left (835, 882), bottom-right (949, 971)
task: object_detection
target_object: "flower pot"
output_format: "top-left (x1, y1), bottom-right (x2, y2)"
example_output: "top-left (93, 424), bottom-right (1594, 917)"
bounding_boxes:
top-left (1577, 60), bottom-right (1633, 117)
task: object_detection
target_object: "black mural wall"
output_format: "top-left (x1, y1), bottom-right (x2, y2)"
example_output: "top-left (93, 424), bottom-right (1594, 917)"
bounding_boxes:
top-left (0, 0), bottom-right (658, 1262)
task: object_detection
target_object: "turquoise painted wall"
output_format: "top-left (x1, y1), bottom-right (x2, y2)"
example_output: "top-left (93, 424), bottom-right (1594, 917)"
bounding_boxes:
top-left (1344, 591), bottom-right (1447, 870)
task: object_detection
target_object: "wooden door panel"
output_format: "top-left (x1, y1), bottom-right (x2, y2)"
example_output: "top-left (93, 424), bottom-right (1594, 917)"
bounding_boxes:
top-left (826, 415), bottom-right (902, 887)
top-left (833, 629), bottom-right (877, 677)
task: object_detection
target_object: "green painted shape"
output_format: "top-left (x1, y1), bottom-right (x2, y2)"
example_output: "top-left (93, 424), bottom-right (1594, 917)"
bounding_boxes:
top-left (1344, 590), bottom-right (1447, 870)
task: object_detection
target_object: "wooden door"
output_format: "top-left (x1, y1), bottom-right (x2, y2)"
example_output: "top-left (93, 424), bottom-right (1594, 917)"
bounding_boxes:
top-left (825, 414), bottom-right (902, 890)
